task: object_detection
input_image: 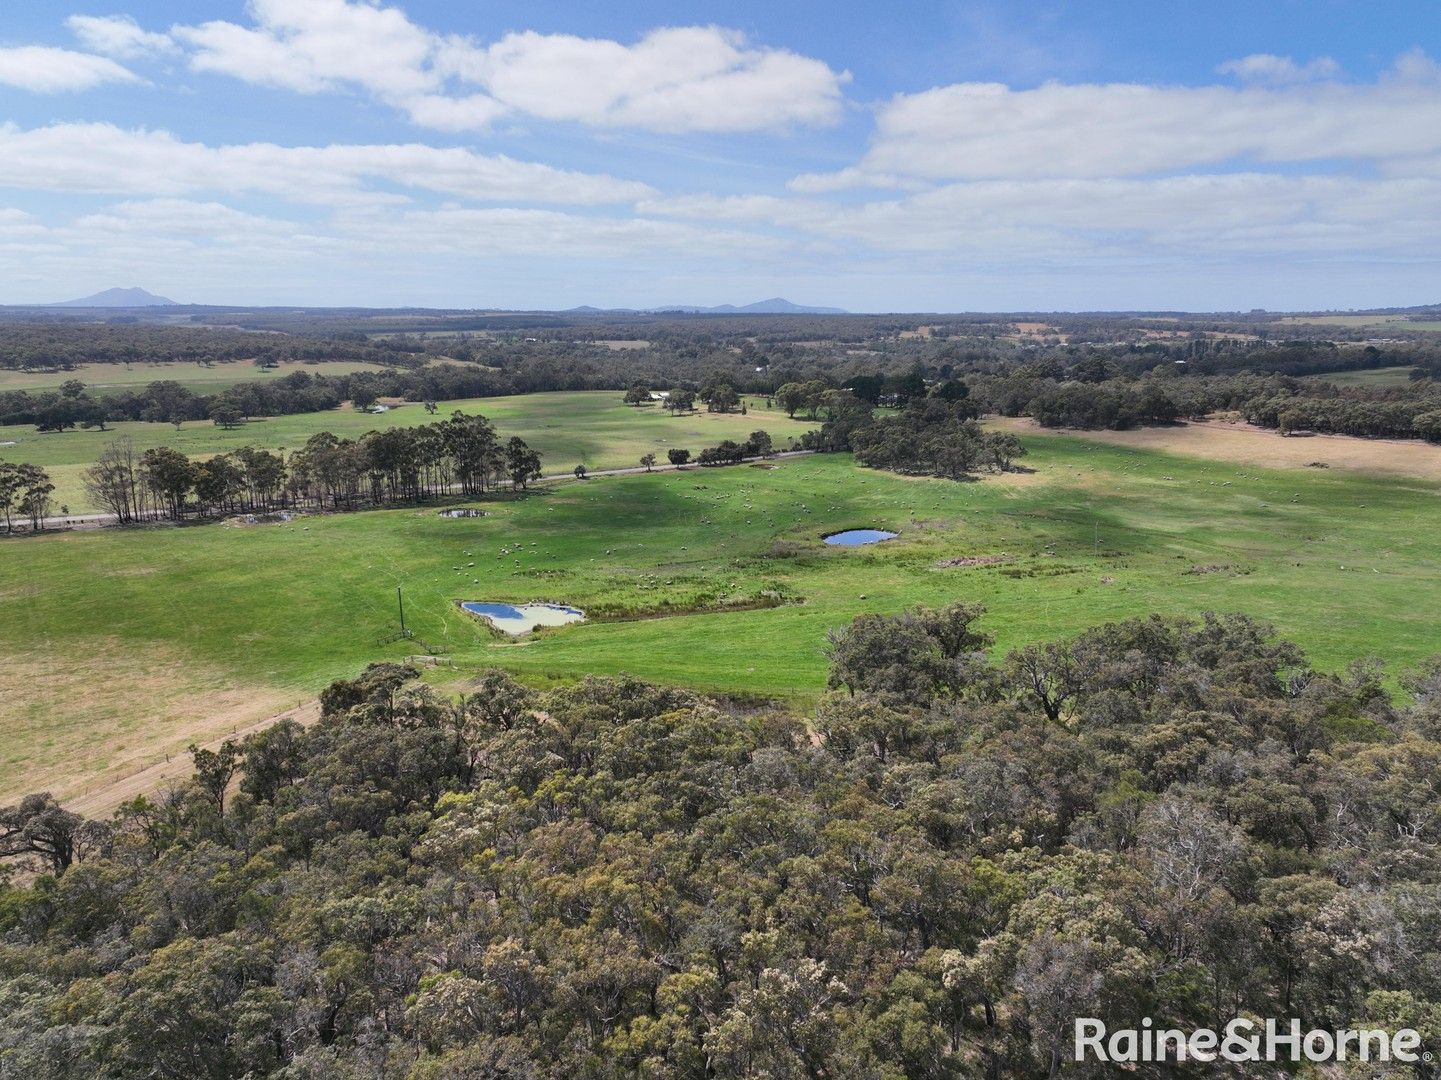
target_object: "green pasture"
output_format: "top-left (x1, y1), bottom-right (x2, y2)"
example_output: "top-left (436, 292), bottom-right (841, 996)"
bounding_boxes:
top-left (4, 432), bottom-right (1439, 799)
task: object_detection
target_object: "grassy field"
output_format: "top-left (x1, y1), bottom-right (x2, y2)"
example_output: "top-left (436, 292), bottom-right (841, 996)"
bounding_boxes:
top-left (0, 391), bottom-right (811, 512)
top-left (4, 426), bottom-right (1439, 806)
top-left (1303, 366), bottom-right (1417, 387)
top-left (0, 359), bottom-right (390, 396)
top-left (1272, 314), bottom-right (1441, 333)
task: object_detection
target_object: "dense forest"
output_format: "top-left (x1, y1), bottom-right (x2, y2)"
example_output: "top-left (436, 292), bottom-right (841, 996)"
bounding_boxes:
top-left (2, 609), bottom-right (1438, 1077)
top-left (0, 323), bottom-right (432, 372)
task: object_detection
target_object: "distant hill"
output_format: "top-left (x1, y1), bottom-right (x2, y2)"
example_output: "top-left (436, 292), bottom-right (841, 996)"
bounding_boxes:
top-left (50, 287), bottom-right (178, 308)
top-left (566, 298), bottom-right (850, 316)
top-left (710, 298), bottom-right (850, 315)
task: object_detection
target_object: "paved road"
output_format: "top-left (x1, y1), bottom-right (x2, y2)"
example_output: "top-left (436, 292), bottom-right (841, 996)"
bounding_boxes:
top-left (34, 450), bottom-right (816, 531)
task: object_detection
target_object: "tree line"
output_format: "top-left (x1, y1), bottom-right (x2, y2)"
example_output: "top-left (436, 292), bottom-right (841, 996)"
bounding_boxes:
top-left (81, 413), bottom-right (543, 524)
top-left (970, 368), bottom-right (1441, 442)
top-left (2, 608), bottom-right (1439, 1076)
top-left (0, 322), bottom-right (432, 373)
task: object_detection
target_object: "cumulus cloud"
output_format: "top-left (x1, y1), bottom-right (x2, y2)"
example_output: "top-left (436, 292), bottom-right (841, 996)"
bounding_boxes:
top-left (67, 14), bottom-right (175, 58)
top-left (0, 122), bottom-right (653, 205)
top-left (438, 27), bottom-right (848, 132)
top-left (176, 0), bottom-right (434, 97)
top-left (798, 51), bottom-right (1441, 186)
top-left (0, 45), bottom-right (138, 92)
top-left (162, 0), bottom-right (847, 132)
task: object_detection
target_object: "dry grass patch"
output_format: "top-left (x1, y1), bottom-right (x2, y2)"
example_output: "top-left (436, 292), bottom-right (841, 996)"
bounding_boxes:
top-left (989, 417), bottom-right (1441, 482)
top-left (0, 640), bottom-right (299, 807)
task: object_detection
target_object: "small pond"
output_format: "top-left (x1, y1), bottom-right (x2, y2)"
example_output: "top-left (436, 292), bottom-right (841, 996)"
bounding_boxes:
top-left (462, 601), bottom-right (585, 634)
top-left (439, 508), bottom-right (487, 518)
top-left (824, 529), bottom-right (898, 546)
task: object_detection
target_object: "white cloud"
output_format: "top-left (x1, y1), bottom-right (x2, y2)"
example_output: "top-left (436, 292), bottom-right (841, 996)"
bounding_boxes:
top-left (402, 92), bottom-right (507, 132)
top-left (0, 45), bottom-right (138, 92)
top-left (160, 0), bottom-right (847, 132)
top-left (441, 27), bottom-right (848, 132)
top-left (0, 122), bottom-right (653, 205)
top-left (801, 51), bottom-right (1441, 185)
top-left (175, 0), bottom-right (434, 97)
top-left (67, 14), bottom-right (175, 58)
top-left (1216, 53), bottom-right (1341, 84)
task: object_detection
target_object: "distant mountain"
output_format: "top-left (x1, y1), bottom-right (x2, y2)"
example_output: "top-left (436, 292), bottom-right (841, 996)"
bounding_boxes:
top-left (566, 298), bottom-right (850, 316)
top-left (50, 287), bottom-right (178, 308)
top-left (658, 297), bottom-right (850, 315)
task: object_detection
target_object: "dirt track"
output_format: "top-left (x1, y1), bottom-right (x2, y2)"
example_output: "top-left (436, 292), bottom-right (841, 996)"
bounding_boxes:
top-left (64, 701), bottom-right (321, 818)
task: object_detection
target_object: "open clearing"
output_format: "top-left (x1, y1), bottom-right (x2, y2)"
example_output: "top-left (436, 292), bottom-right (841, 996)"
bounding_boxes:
top-left (5, 425), bottom-right (1440, 805)
top-left (0, 390), bottom-right (813, 512)
top-left (990, 416), bottom-right (1441, 480)
top-left (1302, 366), bottom-right (1417, 387)
top-left (0, 358), bottom-right (390, 395)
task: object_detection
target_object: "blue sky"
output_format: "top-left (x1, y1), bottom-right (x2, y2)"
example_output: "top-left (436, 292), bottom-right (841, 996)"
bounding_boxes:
top-left (1, 0), bottom-right (1439, 310)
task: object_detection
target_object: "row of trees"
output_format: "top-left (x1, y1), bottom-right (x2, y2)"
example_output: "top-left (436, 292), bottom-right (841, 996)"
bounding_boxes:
top-left (0, 461), bottom-right (55, 531)
top-left (3, 610), bottom-right (1439, 1076)
top-left (81, 413), bottom-right (543, 523)
top-left (970, 373), bottom-right (1192, 430)
top-left (969, 368), bottom-right (1441, 441)
top-left (697, 430), bottom-right (775, 466)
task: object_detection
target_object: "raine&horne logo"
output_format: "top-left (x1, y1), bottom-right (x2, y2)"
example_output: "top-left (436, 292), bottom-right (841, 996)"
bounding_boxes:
top-left (1074, 1017), bottom-right (1429, 1065)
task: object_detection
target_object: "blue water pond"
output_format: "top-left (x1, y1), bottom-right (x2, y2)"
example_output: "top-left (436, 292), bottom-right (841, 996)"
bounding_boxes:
top-left (462, 601), bottom-right (585, 634)
top-left (824, 529), bottom-right (899, 546)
